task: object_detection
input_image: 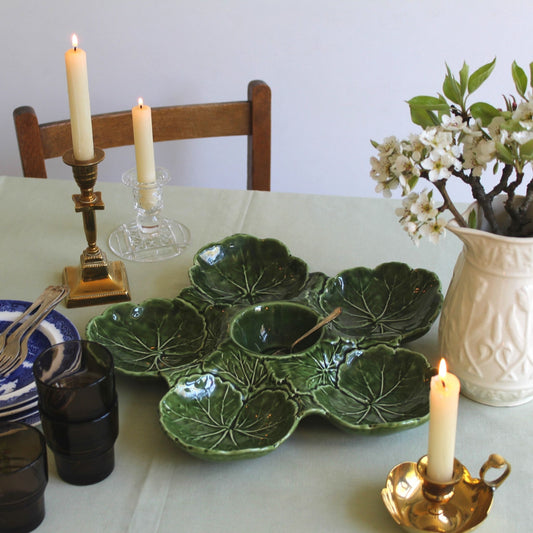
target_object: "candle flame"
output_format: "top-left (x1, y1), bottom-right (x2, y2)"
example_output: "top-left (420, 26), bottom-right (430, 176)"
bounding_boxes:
top-left (138, 97), bottom-right (144, 108)
top-left (438, 358), bottom-right (448, 379)
top-left (71, 34), bottom-right (79, 50)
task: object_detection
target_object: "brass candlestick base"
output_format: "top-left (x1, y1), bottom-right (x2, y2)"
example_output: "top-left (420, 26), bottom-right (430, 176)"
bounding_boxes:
top-left (382, 454), bottom-right (510, 532)
top-left (62, 148), bottom-right (130, 308)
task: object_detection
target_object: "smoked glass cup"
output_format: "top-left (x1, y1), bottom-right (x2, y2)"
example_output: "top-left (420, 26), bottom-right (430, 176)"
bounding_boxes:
top-left (39, 400), bottom-right (118, 485)
top-left (0, 422), bottom-right (48, 532)
top-left (33, 341), bottom-right (118, 485)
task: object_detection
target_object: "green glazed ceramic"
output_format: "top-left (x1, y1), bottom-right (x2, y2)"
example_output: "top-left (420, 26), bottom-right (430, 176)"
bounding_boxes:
top-left (160, 373), bottom-right (300, 460)
top-left (188, 234), bottom-right (308, 305)
top-left (156, 339), bottom-right (431, 460)
top-left (86, 234), bottom-right (442, 461)
top-left (310, 345), bottom-right (431, 432)
top-left (230, 301), bottom-right (322, 356)
top-left (85, 298), bottom-right (206, 377)
top-left (319, 262), bottom-right (443, 347)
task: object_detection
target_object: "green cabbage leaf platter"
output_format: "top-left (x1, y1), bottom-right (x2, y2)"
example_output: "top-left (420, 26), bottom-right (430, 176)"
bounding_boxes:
top-left (86, 234), bottom-right (441, 460)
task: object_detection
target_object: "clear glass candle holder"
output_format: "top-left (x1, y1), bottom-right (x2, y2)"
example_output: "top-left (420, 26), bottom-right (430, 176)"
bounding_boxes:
top-left (108, 168), bottom-right (190, 262)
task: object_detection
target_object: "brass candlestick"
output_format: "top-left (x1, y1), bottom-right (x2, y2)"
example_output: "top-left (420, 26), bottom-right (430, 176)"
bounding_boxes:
top-left (382, 454), bottom-right (510, 532)
top-left (62, 148), bottom-right (130, 308)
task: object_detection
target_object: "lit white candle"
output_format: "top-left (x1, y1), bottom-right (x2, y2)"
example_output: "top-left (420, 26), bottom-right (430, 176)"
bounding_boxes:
top-left (427, 358), bottom-right (461, 482)
top-left (132, 98), bottom-right (156, 184)
top-left (64, 34), bottom-right (94, 161)
top-left (132, 98), bottom-right (157, 211)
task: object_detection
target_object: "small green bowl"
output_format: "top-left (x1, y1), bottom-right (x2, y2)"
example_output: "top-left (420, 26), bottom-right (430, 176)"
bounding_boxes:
top-left (230, 302), bottom-right (322, 357)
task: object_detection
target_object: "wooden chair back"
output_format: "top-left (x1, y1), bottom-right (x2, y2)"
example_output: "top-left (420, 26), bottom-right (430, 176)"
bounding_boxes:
top-left (13, 80), bottom-right (271, 191)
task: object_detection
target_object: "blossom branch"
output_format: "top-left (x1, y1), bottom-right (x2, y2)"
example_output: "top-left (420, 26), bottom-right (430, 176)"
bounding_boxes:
top-left (487, 164), bottom-right (514, 200)
top-left (432, 179), bottom-right (468, 227)
top-left (369, 58), bottom-right (533, 242)
top-left (448, 167), bottom-right (502, 233)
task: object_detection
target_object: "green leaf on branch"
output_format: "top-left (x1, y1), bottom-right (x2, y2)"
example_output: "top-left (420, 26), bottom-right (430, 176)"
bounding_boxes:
top-left (495, 142), bottom-right (516, 165)
top-left (499, 118), bottom-right (522, 132)
top-left (469, 102), bottom-right (501, 126)
top-left (512, 61), bottom-right (528, 97)
top-left (370, 139), bottom-right (380, 149)
top-left (467, 58), bottom-right (496, 94)
top-left (519, 139), bottom-right (533, 160)
top-left (443, 71), bottom-right (464, 106)
top-left (409, 108), bottom-right (438, 128)
top-left (407, 95), bottom-right (449, 128)
top-left (407, 95), bottom-right (450, 112)
top-left (468, 209), bottom-right (477, 229)
top-left (459, 62), bottom-right (469, 94)
top-left (530, 61), bottom-right (533, 89)
top-left (408, 175), bottom-right (419, 191)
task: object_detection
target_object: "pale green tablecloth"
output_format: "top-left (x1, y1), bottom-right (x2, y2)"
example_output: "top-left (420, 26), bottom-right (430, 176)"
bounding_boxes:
top-left (0, 176), bottom-right (529, 532)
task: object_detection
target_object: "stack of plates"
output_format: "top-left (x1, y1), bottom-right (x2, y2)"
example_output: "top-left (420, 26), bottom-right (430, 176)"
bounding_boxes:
top-left (0, 300), bottom-right (80, 425)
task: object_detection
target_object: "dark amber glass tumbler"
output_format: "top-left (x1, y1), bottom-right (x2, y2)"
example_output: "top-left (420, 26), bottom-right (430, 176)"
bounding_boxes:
top-left (0, 422), bottom-right (48, 532)
top-left (33, 341), bottom-right (118, 485)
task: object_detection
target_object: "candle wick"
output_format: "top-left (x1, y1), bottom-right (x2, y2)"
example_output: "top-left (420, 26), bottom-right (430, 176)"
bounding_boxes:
top-left (441, 379), bottom-right (446, 388)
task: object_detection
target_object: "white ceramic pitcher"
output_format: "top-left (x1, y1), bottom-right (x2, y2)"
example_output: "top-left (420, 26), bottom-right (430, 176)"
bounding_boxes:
top-left (439, 199), bottom-right (533, 406)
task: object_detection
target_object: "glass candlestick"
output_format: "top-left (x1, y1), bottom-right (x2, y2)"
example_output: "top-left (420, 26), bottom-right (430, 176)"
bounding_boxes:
top-left (108, 168), bottom-right (190, 262)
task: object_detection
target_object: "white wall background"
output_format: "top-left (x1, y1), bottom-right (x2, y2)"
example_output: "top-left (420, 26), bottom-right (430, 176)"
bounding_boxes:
top-left (1, 0), bottom-right (533, 200)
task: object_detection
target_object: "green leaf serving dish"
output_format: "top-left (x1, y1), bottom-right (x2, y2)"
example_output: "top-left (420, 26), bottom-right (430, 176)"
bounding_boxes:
top-left (86, 234), bottom-right (442, 460)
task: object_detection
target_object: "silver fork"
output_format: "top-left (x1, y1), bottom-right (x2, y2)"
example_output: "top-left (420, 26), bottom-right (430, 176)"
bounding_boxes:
top-left (0, 286), bottom-right (61, 354)
top-left (0, 286), bottom-right (69, 376)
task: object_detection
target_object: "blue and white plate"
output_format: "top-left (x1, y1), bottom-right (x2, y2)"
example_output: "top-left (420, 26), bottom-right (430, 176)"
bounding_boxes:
top-left (0, 300), bottom-right (80, 416)
top-left (2, 406), bottom-right (41, 426)
top-left (0, 398), bottom-right (38, 416)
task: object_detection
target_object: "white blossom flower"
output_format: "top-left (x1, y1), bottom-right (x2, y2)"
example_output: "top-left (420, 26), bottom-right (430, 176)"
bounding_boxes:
top-left (462, 135), bottom-right (496, 176)
top-left (370, 156), bottom-right (387, 180)
top-left (370, 152), bottom-right (401, 198)
top-left (404, 222), bottom-right (422, 245)
top-left (420, 149), bottom-right (458, 181)
top-left (438, 131), bottom-right (455, 150)
top-left (511, 130), bottom-right (533, 145)
top-left (390, 155), bottom-right (419, 193)
top-left (394, 192), bottom-right (427, 244)
top-left (376, 136), bottom-right (401, 156)
top-left (391, 154), bottom-right (411, 175)
top-left (419, 128), bottom-right (453, 151)
top-left (512, 99), bottom-right (533, 129)
top-left (397, 174), bottom-right (415, 194)
top-left (406, 134), bottom-right (426, 162)
top-left (395, 193), bottom-right (417, 222)
top-left (401, 219), bottom-right (422, 245)
top-left (487, 116), bottom-right (509, 144)
top-left (441, 115), bottom-right (466, 131)
top-left (420, 218), bottom-right (447, 244)
top-left (375, 179), bottom-right (398, 198)
top-left (477, 139), bottom-right (496, 163)
top-left (418, 128), bottom-right (436, 146)
top-left (410, 190), bottom-right (438, 222)
top-left (405, 220), bottom-right (419, 235)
